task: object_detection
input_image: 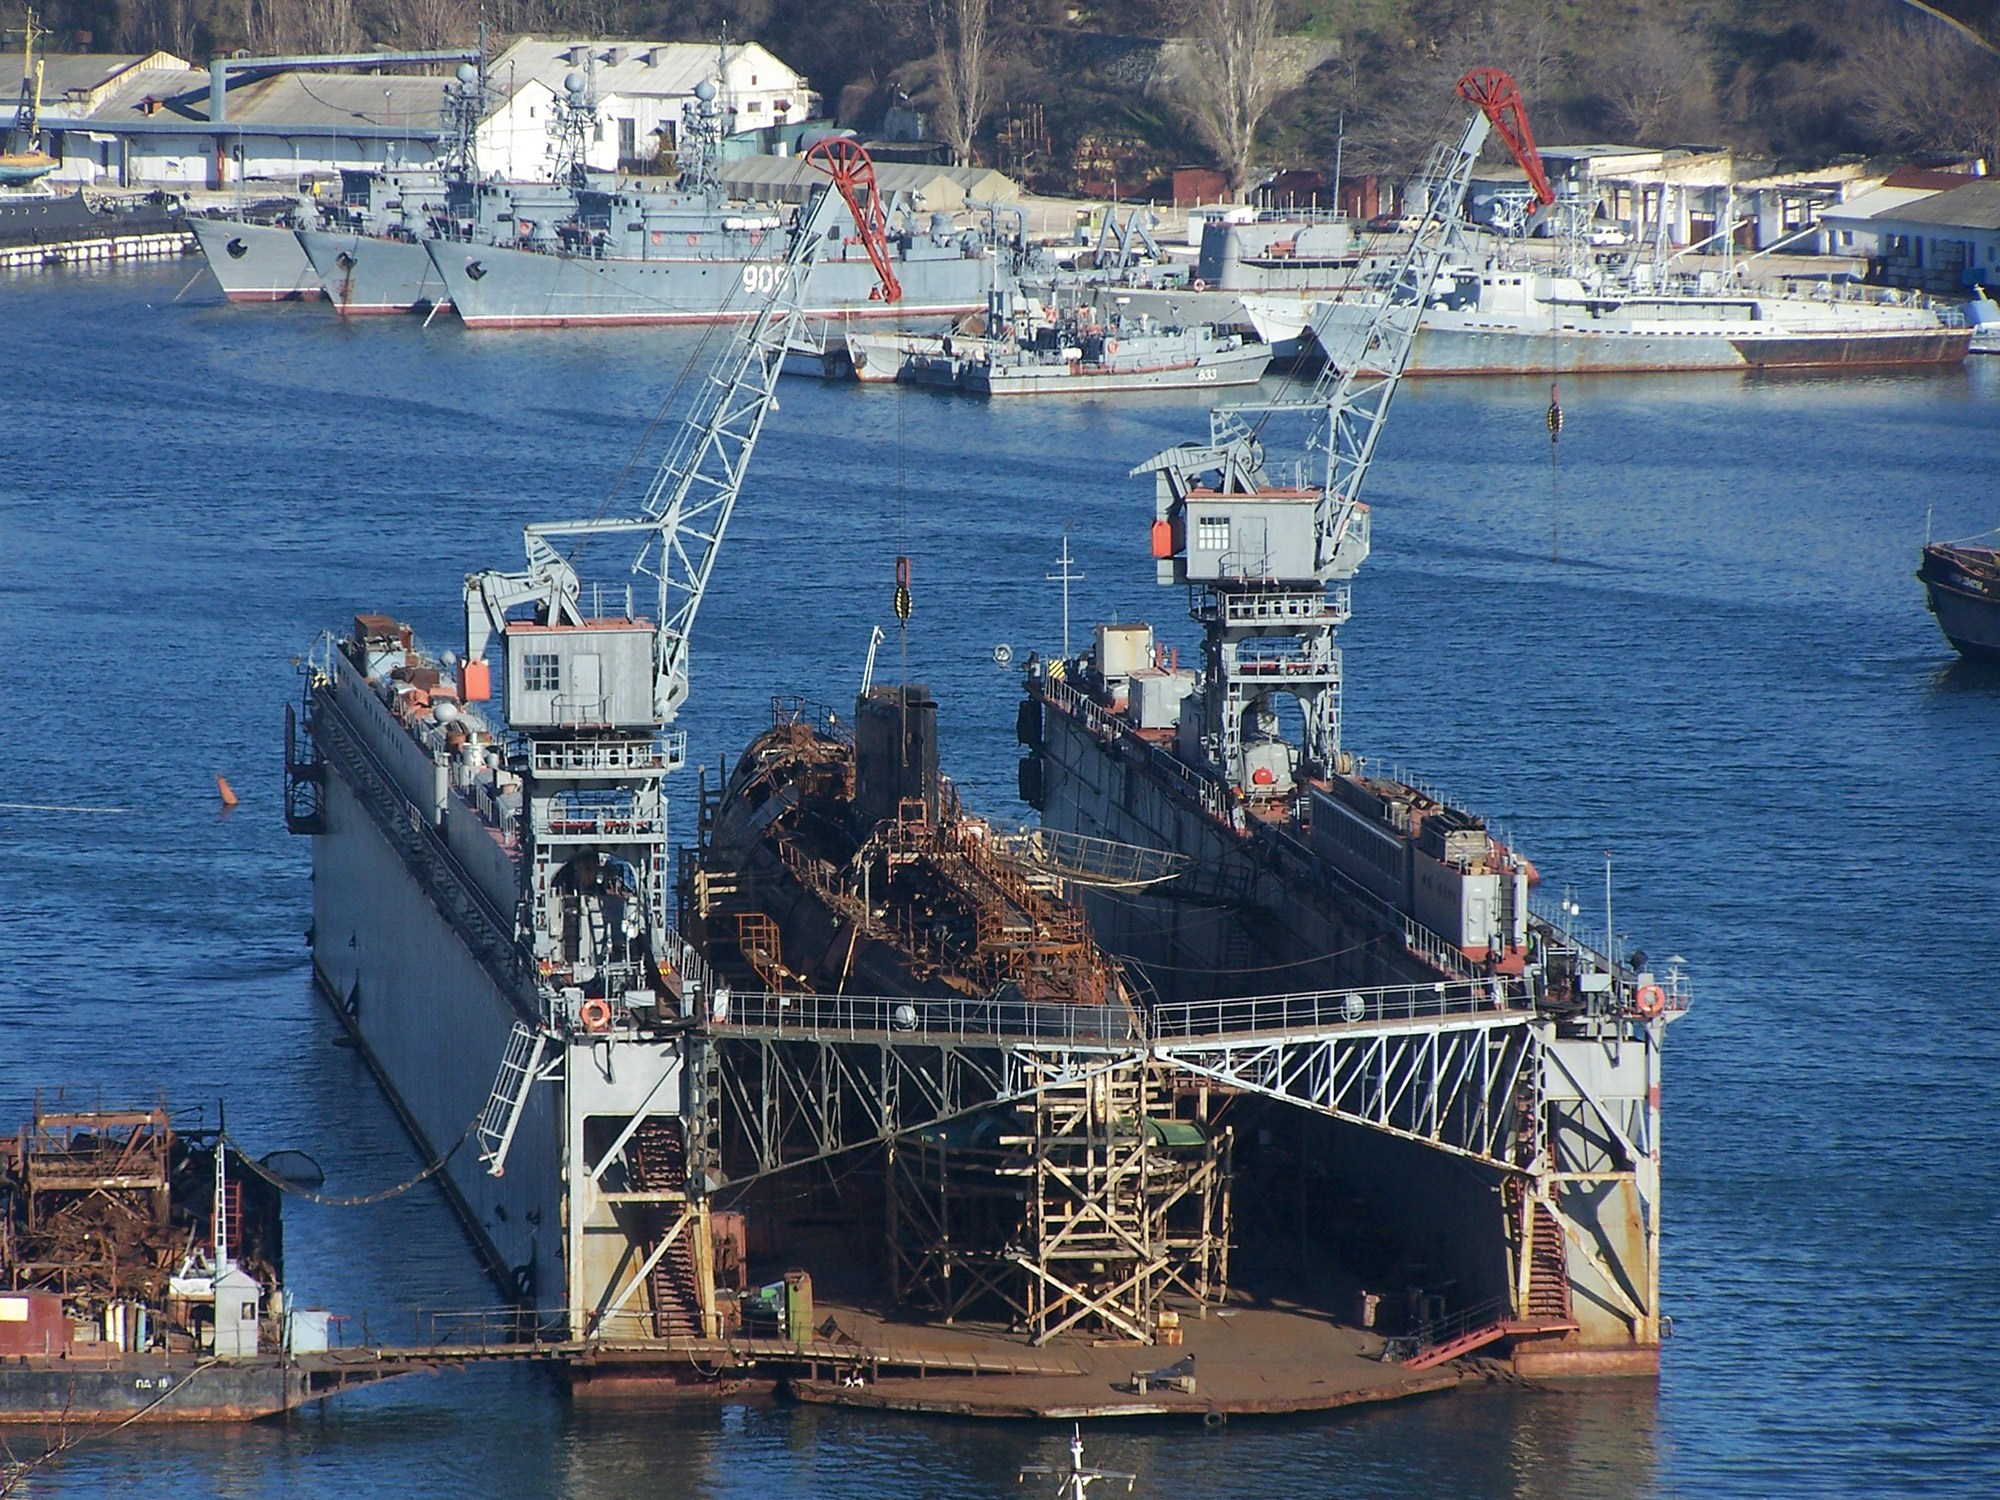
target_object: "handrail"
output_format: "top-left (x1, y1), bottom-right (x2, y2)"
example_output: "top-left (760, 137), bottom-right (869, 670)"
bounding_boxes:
top-left (1380, 1292), bottom-right (1514, 1363)
top-left (1040, 675), bottom-right (1231, 823)
top-left (703, 975), bottom-right (1521, 1048)
top-left (712, 990), bottom-right (1146, 1045)
top-left (1150, 977), bottom-right (1514, 1040)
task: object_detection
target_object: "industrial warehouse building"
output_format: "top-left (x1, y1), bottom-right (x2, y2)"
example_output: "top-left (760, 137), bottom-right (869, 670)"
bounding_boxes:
top-left (1821, 176), bottom-right (2000, 294)
top-left (24, 38), bottom-right (815, 190)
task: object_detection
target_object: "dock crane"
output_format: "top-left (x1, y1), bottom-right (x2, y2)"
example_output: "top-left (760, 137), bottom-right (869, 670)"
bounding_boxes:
top-left (465, 138), bottom-right (898, 725)
top-left (1133, 73), bottom-right (1521, 800)
top-left (465, 140), bottom-right (900, 1178)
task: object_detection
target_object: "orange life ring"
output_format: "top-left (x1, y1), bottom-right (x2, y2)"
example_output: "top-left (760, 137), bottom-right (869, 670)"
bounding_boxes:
top-left (579, 997), bottom-right (612, 1032)
top-left (1191, 278), bottom-right (1208, 292)
top-left (1632, 983), bottom-right (1666, 1020)
top-left (1105, 338), bottom-right (1120, 356)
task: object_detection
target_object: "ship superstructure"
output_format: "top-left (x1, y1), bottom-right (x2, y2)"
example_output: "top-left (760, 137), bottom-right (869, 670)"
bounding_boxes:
top-left (1018, 72), bottom-right (1685, 1377)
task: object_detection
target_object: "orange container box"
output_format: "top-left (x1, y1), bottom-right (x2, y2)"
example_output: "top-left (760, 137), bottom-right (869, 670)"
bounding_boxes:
top-left (458, 660), bottom-right (492, 702)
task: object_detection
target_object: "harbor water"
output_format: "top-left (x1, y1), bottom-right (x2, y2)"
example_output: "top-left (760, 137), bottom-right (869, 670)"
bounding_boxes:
top-left (2, 263), bottom-right (1997, 1497)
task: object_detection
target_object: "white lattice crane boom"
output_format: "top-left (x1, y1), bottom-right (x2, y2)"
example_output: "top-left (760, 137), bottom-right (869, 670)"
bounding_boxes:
top-left (1130, 79), bottom-right (1501, 793)
top-left (466, 140), bottom-right (898, 724)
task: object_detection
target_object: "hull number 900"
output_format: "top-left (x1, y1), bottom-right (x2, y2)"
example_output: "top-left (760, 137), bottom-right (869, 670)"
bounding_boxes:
top-left (742, 264), bottom-right (791, 295)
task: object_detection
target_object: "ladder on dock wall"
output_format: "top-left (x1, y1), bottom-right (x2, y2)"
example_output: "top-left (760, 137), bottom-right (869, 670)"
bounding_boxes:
top-left (476, 1022), bottom-right (549, 1178)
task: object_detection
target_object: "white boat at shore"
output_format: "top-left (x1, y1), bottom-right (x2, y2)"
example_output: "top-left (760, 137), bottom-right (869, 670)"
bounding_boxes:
top-left (1247, 263), bottom-right (1970, 374)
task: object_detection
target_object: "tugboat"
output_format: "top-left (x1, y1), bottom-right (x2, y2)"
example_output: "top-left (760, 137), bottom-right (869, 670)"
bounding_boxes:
top-left (1919, 534), bottom-right (2000, 659)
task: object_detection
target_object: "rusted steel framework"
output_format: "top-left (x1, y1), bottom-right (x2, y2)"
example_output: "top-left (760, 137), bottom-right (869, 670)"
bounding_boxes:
top-left (684, 704), bottom-right (1132, 1007)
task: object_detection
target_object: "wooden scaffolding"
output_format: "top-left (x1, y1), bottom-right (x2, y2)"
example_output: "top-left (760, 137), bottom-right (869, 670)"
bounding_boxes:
top-left (886, 1056), bottom-right (1232, 1345)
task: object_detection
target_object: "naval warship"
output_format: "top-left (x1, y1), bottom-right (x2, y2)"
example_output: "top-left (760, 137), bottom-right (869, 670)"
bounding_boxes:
top-left (189, 206), bottom-right (325, 302)
top-left (1015, 70), bottom-right (1684, 1377)
top-left (428, 78), bottom-right (1003, 329)
top-left (1244, 81), bottom-right (1966, 375)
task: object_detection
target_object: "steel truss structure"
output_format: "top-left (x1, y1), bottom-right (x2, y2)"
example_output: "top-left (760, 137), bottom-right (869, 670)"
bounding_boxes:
top-left (1151, 1012), bottom-right (1536, 1171)
top-left (554, 978), bottom-right (1661, 1350)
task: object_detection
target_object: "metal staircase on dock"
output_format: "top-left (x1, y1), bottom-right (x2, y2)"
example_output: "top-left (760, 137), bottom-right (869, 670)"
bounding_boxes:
top-left (628, 1120), bottom-right (706, 1341)
top-left (1401, 1203), bottom-right (1576, 1369)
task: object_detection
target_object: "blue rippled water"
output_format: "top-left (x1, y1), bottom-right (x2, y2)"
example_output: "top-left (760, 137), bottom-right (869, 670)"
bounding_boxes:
top-left (2, 262), bottom-right (1996, 1497)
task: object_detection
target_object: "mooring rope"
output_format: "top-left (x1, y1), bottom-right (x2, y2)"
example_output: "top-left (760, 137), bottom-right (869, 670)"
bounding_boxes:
top-left (224, 1115), bottom-right (480, 1207)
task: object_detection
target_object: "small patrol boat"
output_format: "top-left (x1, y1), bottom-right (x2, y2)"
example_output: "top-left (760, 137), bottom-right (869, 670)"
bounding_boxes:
top-left (851, 292), bottom-right (1270, 396)
top-left (1919, 536), bottom-right (2000, 659)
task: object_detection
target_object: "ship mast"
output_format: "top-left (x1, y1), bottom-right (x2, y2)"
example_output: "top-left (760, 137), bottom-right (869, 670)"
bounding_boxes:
top-left (1135, 76), bottom-right (1499, 799)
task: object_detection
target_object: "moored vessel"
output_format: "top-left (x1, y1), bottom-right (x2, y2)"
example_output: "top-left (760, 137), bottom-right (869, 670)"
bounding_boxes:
top-left (188, 210), bottom-right (322, 302)
top-left (430, 202), bottom-right (1000, 329)
top-left (1919, 538), bottom-right (2000, 659)
top-left (1273, 268), bottom-right (1970, 375)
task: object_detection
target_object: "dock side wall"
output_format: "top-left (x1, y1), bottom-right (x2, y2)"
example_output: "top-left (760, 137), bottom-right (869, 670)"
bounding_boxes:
top-left (1035, 706), bottom-right (1428, 1002)
top-left (312, 768), bottom-right (565, 1302)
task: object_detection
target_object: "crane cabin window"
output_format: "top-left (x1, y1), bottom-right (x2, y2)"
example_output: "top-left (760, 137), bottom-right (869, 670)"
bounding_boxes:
top-left (1196, 516), bottom-right (1230, 551)
top-left (523, 653), bottom-right (562, 693)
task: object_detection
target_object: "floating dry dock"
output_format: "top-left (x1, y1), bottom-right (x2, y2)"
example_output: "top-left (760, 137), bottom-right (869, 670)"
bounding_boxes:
top-left (273, 100), bottom-right (1685, 1420)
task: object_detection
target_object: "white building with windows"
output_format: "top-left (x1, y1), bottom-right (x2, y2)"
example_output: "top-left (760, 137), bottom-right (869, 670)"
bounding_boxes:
top-left (484, 38), bottom-right (816, 172)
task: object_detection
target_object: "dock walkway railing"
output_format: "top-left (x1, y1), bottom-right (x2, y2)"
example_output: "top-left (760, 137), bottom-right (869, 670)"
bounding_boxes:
top-left (1150, 978), bottom-right (1516, 1041)
top-left (714, 992), bottom-right (1147, 1046)
top-left (709, 978), bottom-right (1516, 1050)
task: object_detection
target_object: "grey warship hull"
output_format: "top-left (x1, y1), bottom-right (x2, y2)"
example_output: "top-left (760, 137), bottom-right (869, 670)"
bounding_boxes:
top-left (300, 229), bottom-right (451, 315)
top-left (188, 216), bottom-right (321, 302)
top-left (428, 238), bottom-right (995, 329)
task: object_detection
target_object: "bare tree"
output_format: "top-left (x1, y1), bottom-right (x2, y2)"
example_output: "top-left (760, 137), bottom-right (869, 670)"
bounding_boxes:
top-left (1852, 12), bottom-right (2000, 167)
top-left (119, 0), bottom-right (199, 56)
top-left (928, 0), bottom-right (991, 167)
top-left (296, 0), bottom-right (356, 54)
top-left (1592, 19), bottom-right (1717, 143)
top-left (403, 0), bottom-right (472, 49)
top-left (1180, 0), bottom-right (1282, 198)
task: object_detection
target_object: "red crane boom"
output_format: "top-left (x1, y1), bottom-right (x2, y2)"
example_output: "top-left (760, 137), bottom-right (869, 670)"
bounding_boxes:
top-left (803, 137), bottom-right (903, 305)
top-left (1455, 67), bottom-right (1554, 210)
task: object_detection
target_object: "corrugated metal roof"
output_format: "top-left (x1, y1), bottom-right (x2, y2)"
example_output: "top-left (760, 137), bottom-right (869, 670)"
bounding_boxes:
top-left (39, 65), bottom-right (448, 132)
top-left (220, 73), bottom-right (451, 130)
top-left (1881, 179), bottom-right (2000, 232)
top-left (1817, 185), bottom-right (1945, 226)
top-left (37, 53), bottom-right (168, 99)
